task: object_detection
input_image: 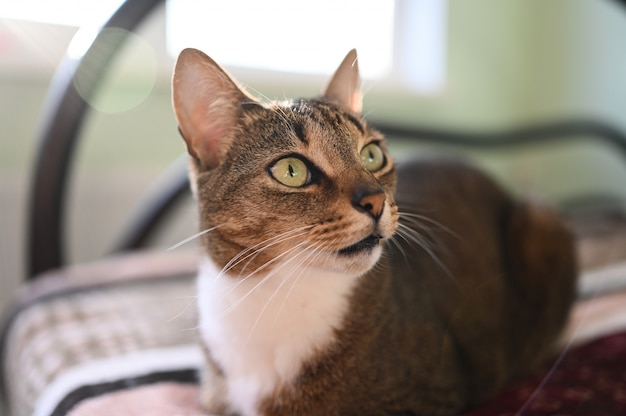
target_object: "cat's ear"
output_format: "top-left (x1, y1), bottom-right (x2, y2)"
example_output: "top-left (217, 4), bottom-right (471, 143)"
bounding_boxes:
top-left (172, 48), bottom-right (254, 168)
top-left (322, 49), bottom-right (362, 114)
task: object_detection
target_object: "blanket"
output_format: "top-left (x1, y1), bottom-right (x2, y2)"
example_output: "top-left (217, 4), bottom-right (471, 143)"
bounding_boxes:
top-left (37, 291), bottom-right (626, 416)
top-left (60, 329), bottom-right (626, 416)
top-left (4, 251), bottom-right (626, 416)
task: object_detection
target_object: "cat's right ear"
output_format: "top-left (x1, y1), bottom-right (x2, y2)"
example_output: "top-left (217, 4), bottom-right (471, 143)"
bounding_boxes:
top-left (172, 48), bottom-right (254, 168)
top-left (323, 49), bottom-right (362, 114)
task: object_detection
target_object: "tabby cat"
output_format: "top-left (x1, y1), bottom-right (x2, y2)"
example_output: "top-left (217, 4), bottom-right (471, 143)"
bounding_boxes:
top-left (172, 48), bottom-right (577, 416)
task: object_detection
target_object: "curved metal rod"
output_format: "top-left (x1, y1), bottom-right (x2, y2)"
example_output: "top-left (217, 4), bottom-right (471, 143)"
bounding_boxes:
top-left (113, 156), bottom-right (191, 252)
top-left (28, 0), bottom-right (162, 278)
top-left (376, 119), bottom-right (626, 153)
top-left (29, 0), bottom-right (626, 276)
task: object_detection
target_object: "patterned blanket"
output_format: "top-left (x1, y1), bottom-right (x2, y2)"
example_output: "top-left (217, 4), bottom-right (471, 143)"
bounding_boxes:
top-left (2, 251), bottom-right (626, 416)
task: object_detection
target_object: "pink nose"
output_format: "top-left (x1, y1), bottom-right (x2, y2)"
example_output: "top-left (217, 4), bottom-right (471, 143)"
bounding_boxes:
top-left (358, 192), bottom-right (386, 219)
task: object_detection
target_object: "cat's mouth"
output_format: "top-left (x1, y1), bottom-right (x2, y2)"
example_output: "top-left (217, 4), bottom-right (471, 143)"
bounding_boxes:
top-left (338, 235), bottom-right (382, 256)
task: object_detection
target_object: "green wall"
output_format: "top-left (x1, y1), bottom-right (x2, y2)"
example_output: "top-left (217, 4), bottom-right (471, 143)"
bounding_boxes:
top-left (3, 0), bottom-right (626, 288)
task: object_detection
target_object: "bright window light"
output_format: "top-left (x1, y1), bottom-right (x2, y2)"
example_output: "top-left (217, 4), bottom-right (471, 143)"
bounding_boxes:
top-left (397, 0), bottom-right (448, 94)
top-left (166, 0), bottom-right (395, 79)
top-left (0, 0), bottom-right (124, 27)
top-left (167, 0), bottom-right (448, 94)
top-left (0, 0), bottom-right (448, 95)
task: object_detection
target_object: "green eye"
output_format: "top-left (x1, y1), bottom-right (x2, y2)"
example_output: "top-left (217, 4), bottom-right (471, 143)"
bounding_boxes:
top-left (271, 157), bottom-right (310, 187)
top-left (360, 143), bottom-right (385, 172)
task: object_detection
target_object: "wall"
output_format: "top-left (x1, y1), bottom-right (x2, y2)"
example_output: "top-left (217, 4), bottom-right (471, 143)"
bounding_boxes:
top-left (2, 0), bottom-right (626, 366)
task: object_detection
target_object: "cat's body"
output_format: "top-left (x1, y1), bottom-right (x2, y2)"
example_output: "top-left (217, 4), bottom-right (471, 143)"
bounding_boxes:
top-left (172, 49), bottom-right (577, 416)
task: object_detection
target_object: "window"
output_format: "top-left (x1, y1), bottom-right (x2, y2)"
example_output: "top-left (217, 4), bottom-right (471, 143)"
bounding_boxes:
top-left (167, 0), bottom-right (448, 94)
top-left (166, 0), bottom-right (395, 79)
top-left (0, 0), bottom-right (448, 94)
top-left (0, 0), bottom-right (124, 27)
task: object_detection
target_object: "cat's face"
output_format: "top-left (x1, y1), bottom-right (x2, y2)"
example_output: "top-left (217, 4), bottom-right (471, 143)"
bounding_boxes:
top-left (173, 49), bottom-right (398, 277)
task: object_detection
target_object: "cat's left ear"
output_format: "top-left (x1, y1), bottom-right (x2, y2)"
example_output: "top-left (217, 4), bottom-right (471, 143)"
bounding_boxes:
top-left (172, 48), bottom-right (255, 169)
top-left (322, 49), bottom-right (363, 114)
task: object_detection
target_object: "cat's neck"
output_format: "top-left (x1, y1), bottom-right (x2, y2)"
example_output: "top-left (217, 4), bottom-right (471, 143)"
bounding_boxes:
top-left (197, 255), bottom-right (357, 416)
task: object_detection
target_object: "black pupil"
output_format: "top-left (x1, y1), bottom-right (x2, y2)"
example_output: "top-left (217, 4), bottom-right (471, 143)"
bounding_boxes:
top-left (288, 164), bottom-right (295, 177)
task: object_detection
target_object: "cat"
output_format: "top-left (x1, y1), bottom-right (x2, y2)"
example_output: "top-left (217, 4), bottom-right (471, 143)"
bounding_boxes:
top-left (171, 48), bottom-right (578, 416)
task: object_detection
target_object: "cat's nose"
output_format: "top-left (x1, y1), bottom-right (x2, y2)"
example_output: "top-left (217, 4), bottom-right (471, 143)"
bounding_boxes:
top-left (354, 188), bottom-right (386, 220)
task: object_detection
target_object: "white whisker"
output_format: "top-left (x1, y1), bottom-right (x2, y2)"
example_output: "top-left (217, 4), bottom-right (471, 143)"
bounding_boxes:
top-left (219, 225), bottom-right (315, 278)
top-left (245, 244), bottom-right (315, 342)
top-left (399, 216), bottom-right (451, 259)
top-left (167, 225), bottom-right (221, 251)
top-left (400, 212), bottom-right (460, 240)
top-left (218, 241), bottom-right (310, 317)
top-left (167, 295), bottom-right (198, 323)
top-left (209, 228), bottom-right (314, 306)
top-left (234, 230), bottom-right (312, 278)
top-left (273, 242), bottom-right (327, 320)
top-left (386, 231), bottom-right (410, 266)
top-left (395, 222), bottom-right (456, 282)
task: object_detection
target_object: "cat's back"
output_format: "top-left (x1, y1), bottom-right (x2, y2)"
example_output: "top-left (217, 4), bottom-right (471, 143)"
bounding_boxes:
top-left (391, 158), bottom-right (516, 299)
top-left (395, 157), bottom-right (511, 218)
top-left (387, 157), bottom-right (577, 404)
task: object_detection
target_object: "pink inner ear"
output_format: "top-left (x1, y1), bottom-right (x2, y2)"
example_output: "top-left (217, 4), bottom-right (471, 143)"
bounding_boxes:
top-left (198, 124), bottom-right (228, 167)
top-left (349, 92), bottom-right (363, 114)
top-left (173, 49), bottom-right (249, 168)
top-left (322, 49), bottom-right (363, 114)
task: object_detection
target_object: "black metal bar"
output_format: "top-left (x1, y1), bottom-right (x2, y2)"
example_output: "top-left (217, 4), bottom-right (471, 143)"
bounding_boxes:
top-left (376, 119), bottom-right (626, 154)
top-left (613, 0), bottom-right (626, 12)
top-left (112, 156), bottom-right (191, 252)
top-left (27, 0), bottom-right (162, 278)
top-left (28, 0), bottom-right (626, 277)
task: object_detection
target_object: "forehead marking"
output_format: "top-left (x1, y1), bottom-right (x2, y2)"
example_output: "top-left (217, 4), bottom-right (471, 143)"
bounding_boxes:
top-left (291, 121), bottom-right (307, 144)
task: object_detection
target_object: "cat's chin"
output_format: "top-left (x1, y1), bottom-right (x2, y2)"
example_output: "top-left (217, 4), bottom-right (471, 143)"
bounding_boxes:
top-left (331, 241), bottom-right (383, 276)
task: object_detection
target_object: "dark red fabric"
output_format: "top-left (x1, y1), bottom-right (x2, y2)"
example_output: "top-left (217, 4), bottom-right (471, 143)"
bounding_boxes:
top-left (464, 332), bottom-right (626, 416)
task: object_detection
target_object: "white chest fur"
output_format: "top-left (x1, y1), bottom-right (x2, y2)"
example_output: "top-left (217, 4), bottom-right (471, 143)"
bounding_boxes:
top-left (197, 256), bottom-right (357, 416)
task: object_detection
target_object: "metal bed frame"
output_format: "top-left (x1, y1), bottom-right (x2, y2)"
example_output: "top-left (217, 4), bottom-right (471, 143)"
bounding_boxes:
top-left (28, 0), bottom-right (626, 278)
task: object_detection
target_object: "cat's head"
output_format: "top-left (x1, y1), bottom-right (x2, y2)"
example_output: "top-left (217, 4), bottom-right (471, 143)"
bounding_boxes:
top-left (172, 49), bottom-right (398, 278)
